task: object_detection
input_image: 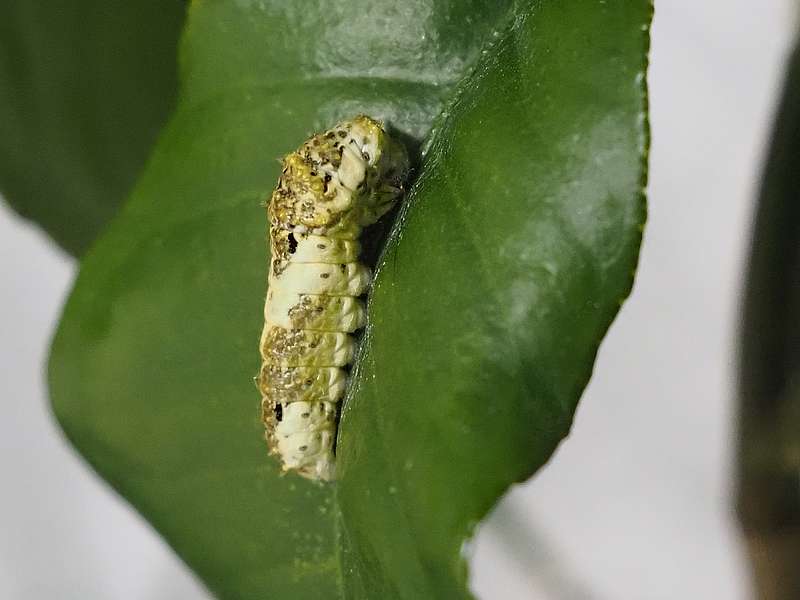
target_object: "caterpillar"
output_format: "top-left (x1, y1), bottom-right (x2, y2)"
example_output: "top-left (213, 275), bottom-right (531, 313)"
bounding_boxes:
top-left (257, 115), bottom-right (409, 481)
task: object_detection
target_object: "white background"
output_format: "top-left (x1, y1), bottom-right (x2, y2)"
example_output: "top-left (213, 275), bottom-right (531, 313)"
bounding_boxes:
top-left (1, 2), bottom-right (796, 598)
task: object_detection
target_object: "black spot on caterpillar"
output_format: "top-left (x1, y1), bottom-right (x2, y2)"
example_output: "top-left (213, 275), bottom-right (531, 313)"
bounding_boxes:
top-left (257, 115), bottom-right (409, 481)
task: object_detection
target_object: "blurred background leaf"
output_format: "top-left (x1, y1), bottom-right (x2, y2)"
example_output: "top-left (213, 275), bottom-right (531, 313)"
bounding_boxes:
top-left (48, 1), bottom-right (650, 598)
top-left (0, 0), bottom-right (185, 256)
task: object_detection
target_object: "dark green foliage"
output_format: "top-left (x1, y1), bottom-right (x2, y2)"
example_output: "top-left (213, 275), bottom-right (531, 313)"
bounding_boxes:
top-left (0, 0), bottom-right (185, 255)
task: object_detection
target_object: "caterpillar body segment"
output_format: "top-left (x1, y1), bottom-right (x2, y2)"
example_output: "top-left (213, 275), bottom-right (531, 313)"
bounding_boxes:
top-left (265, 289), bottom-right (367, 333)
top-left (258, 115), bottom-right (409, 481)
top-left (268, 261), bottom-right (372, 297)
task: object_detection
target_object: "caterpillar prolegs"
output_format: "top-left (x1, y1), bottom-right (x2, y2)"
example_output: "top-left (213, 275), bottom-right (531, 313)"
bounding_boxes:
top-left (257, 116), bottom-right (409, 481)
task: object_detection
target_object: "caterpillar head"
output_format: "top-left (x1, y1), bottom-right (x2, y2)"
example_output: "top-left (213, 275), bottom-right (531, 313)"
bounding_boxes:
top-left (269, 115), bottom-right (409, 239)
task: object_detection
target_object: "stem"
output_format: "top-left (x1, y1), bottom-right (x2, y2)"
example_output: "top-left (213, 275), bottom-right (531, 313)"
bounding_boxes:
top-left (487, 499), bottom-right (604, 600)
top-left (737, 31), bottom-right (800, 600)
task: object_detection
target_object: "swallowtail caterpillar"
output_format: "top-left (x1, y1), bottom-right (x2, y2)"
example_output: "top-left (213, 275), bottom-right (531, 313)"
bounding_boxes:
top-left (258, 115), bottom-right (409, 481)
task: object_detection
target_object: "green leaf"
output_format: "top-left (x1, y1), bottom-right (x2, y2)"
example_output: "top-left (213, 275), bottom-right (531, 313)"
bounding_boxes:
top-left (48, 1), bottom-right (651, 599)
top-left (0, 0), bottom-right (185, 256)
